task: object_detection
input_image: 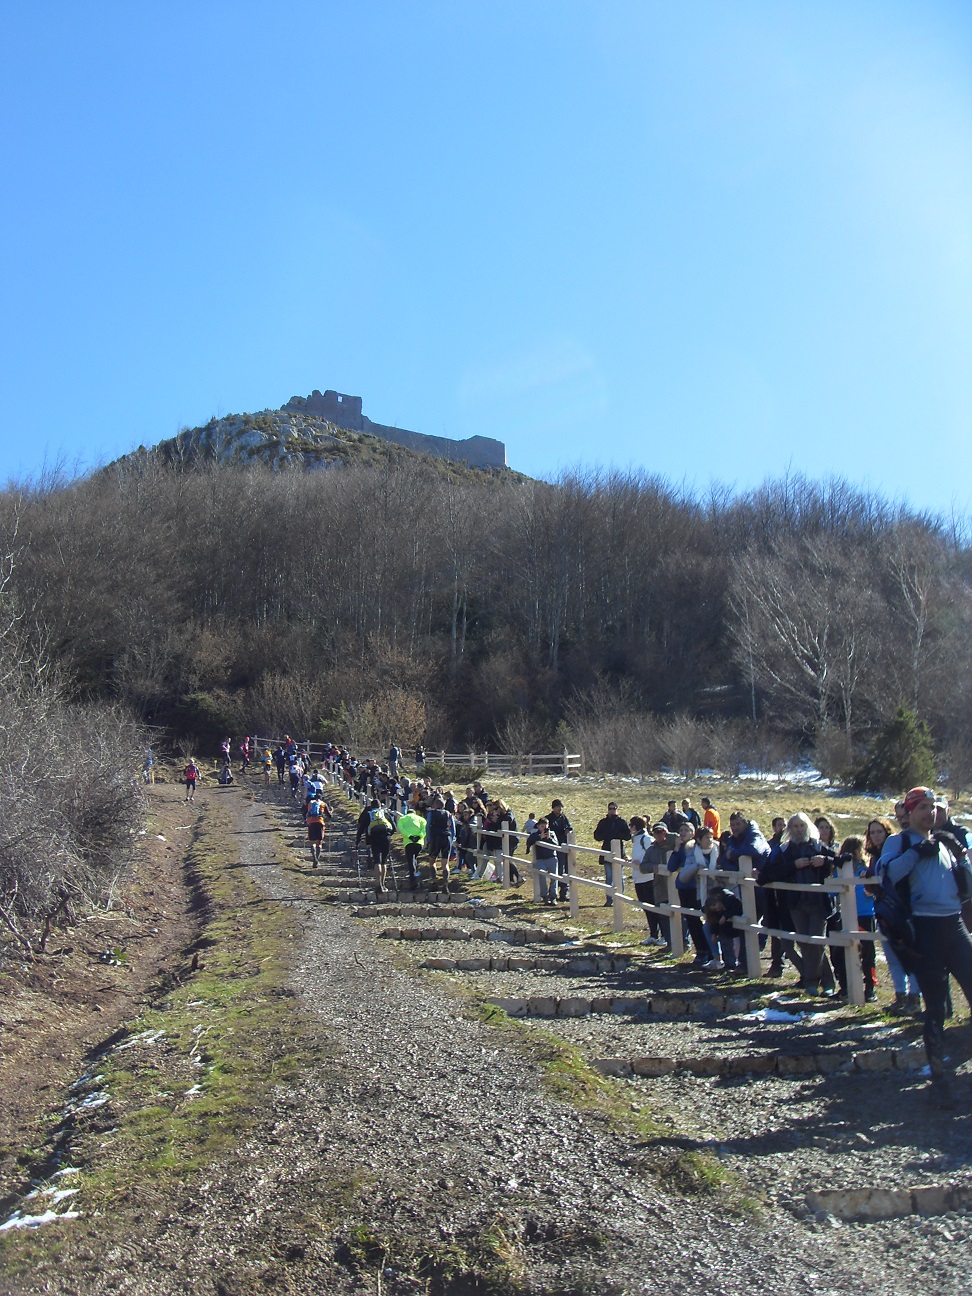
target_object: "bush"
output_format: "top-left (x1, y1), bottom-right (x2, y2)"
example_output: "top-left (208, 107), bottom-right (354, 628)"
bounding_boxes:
top-left (419, 762), bottom-right (485, 785)
top-left (168, 690), bottom-right (245, 754)
top-left (851, 706), bottom-right (937, 793)
top-left (0, 680), bottom-right (144, 947)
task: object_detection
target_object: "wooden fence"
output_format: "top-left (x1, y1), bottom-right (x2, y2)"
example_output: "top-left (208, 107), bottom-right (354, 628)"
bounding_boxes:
top-left (320, 765), bottom-right (876, 1010)
top-left (252, 739), bottom-right (582, 777)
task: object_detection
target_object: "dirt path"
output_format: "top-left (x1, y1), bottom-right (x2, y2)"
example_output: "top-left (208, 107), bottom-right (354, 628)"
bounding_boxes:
top-left (108, 788), bottom-right (867, 1296)
top-left (3, 781), bottom-right (969, 1294)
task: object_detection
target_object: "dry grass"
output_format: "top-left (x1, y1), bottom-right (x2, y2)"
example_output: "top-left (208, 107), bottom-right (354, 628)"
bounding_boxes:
top-left (453, 772), bottom-right (902, 854)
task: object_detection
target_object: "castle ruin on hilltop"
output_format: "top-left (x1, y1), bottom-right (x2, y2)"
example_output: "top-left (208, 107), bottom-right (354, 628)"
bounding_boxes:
top-left (281, 389), bottom-right (506, 470)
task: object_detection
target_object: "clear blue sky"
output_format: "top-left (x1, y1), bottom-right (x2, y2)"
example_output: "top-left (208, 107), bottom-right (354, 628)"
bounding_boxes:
top-left (1, 1), bottom-right (969, 513)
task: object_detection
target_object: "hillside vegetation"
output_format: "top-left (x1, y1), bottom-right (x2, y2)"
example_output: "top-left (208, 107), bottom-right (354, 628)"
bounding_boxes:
top-left (0, 455), bottom-right (969, 788)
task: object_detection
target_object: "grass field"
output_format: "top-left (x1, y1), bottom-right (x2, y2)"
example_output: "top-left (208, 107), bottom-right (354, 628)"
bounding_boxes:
top-left (443, 772), bottom-right (909, 852)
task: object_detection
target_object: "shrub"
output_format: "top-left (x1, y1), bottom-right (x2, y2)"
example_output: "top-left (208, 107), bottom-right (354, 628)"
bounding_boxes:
top-left (851, 706), bottom-right (937, 793)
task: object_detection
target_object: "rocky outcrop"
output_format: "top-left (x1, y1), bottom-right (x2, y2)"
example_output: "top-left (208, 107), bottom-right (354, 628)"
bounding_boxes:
top-left (144, 404), bottom-right (507, 477)
top-left (282, 389), bottom-right (506, 469)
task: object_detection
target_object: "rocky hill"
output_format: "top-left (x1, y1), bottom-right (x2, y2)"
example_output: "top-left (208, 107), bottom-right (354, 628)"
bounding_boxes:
top-left (121, 407), bottom-right (514, 482)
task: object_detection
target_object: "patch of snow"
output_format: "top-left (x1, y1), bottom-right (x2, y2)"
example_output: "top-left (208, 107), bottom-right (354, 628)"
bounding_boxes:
top-left (742, 1008), bottom-right (807, 1024)
top-left (0, 1209), bottom-right (80, 1231)
top-left (115, 1029), bottom-right (165, 1051)
top-left (69, 1091), bottom-right (109, 1112)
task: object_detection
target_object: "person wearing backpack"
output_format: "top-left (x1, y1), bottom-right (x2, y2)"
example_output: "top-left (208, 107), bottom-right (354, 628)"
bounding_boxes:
top-left (425, 796), bottom-right (456, 891)
top-left (305, 793), bottom-right (332, 867)
top-left (882, 786), bottom-right (972, 1105)
top-left (183, 759), bottom-right (199, 804)
top-left (367, 808), bottom-right (394, 892)
top-left (396, 805), bottom-right (427, 888)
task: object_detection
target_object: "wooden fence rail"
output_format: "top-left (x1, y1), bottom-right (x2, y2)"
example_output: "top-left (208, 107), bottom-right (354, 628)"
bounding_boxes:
top-left (252, 739), bottom-right (582, 777)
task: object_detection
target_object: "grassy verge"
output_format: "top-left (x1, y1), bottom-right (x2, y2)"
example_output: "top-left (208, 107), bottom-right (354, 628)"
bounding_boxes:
top-left (0, 792), bottom-right (322, 1272)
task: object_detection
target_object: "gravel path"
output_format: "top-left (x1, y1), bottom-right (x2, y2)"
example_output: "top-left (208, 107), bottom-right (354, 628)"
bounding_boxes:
top-left (60, 788), bottom-right (972, 1295)
top-left (229, 794), bottom-right (899, 1294)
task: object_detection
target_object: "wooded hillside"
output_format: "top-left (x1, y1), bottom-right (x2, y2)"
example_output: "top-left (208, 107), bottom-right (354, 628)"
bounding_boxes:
top-left (1, 456), bottom-right (969, 781)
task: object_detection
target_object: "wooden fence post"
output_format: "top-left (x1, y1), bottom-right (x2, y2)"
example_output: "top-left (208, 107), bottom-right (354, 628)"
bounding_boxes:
top-left (611, 839), bottom-right (625, 932)
top-left (738, 856), bottom-right (762, 978)
top-left (839, 864), bottom-right (865, 1007)
top-left (500, 824), bottom-right (510, 889)
top-left (658, 862), bottom-right (683, 956)
top-left (473, 818), bottom-right (485, 881)
top-left (531, 844), bottom-right (542, 902)
top-left (567, 832), bottom-right (579, 919)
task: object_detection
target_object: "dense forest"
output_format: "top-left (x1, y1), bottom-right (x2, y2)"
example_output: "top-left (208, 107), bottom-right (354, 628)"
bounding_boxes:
top-left (0, 454), bottom-right (969, 785)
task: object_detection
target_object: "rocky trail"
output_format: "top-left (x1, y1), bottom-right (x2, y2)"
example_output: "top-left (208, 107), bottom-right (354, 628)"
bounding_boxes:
top-left (1, 777), bottom-right (971, 1295)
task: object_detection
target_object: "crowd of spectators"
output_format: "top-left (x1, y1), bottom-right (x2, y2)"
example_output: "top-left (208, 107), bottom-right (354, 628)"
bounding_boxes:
top-left (248, 738), bottom-right (972, 1105)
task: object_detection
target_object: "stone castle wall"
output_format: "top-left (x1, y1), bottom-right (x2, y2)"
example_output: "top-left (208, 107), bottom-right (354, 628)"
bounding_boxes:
top-left (282, 389), bottom-right (506, 470)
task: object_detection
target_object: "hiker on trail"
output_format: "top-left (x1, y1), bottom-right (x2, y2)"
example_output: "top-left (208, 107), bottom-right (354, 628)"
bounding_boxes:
top-left (397, 805), bottom-right (427, 888)
top-left (240, 737), bottom-right (251, 771)
top-left (356, 800), bottom-right (381, 851)
top-left (305, 791), bottom-right (332, 868)
top-left (274, 746), bottom-right (286, 784)
top-left (288, 757), bottom-right (302, 800)
top-left (415, 745), bottom-right (425, 770)
top-left (548, 799), bottom-right (573, 902)
top-left (218, 763), bottom-right (234, 786)
top-left (183, 759), bottom-right (200, 803)
top-left (593, 802), bottom-right (631, 906)
top-left (220, 737), bottom-right (231, 766)
top-left (880, 786), bottom-right (972, 1106)
top-left (261, 748), bottom-right (272, 785)
top-left (387, 743), bottom-right (401, 778)
top-left (142, 748), bottom-right (155, 784)
top-left (425, 796), bottom-right (456, 891)
top-left (367, 806), bottom-right (394, 893)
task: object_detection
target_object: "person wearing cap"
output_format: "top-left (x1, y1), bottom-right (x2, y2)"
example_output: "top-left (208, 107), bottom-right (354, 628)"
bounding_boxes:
top-left (593, 803), bottom-right (631, 906)
top-left (630, 817), bottom-right (668, 946)
top-left (881, 786), bottom-right (972, 1105)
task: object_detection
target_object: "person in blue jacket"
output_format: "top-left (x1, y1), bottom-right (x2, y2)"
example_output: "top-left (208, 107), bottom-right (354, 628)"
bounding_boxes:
top-left (882, 786), bottom-right (972, 1106)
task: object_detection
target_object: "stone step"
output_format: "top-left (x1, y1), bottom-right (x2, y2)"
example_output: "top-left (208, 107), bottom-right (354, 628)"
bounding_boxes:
top-left (355, 904), bottom-right (501, 920)
top-left (321, 889), bottom-right (456, 905)
top-left (595, 1043), bottom-right (926, 1080)
top-left (420, 954), bottom-right (630, 974)
top-left (807, 1182), bottom-right (972, 1222)
top-left (482, 991), bottom-right (759, 1018)
top-left (379, 926), bottom-right (568, 945)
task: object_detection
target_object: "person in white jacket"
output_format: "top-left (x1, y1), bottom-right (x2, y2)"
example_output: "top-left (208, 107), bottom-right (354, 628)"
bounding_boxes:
top-left (630, 817), bottom-right (669, 947)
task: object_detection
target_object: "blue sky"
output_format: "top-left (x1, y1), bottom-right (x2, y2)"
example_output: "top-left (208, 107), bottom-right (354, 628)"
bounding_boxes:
top-left (1, 1), bottom-right (969, 512)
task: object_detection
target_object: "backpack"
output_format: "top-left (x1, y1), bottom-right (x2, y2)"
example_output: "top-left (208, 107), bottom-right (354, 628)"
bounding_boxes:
top-left (874, 873), bottom-right (922, 972)
top-left (369, 813), bottom-right (391, 836)
top-left (428, 808), bottom-right (450, 835)
top-left (306, 800), bottom-right (324, 824)
top-left (934, 830), bottom-right (972, 902)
